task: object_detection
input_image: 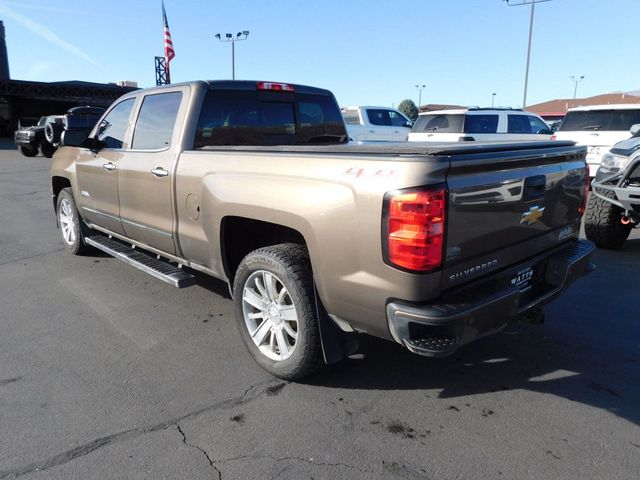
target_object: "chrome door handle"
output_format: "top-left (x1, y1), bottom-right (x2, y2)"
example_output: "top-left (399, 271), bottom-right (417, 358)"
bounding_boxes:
top-left (102, 162), bottom-right (116, 171)
top-left (151, 167), bottom-right (169, 177)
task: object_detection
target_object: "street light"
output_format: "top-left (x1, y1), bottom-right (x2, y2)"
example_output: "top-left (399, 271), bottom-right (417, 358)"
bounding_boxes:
top-left (415, 84), bottom-right (426, 109)
top-left (214, 30), bottom-right (249, 80)
top-left (570, 75), bottom-right (585, 100)
top-left (491, 92), bottom-right (497, 108)
top-left (504, 0), bottom-right (552, 108)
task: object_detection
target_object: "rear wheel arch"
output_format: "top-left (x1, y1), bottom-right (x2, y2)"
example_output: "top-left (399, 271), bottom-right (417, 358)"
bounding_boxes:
top-left (220, 216), bottom-right (308, 286)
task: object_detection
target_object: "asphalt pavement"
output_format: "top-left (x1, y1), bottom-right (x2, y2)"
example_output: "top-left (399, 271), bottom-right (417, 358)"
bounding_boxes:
top-left (1, 146), bottom-right (639, 480)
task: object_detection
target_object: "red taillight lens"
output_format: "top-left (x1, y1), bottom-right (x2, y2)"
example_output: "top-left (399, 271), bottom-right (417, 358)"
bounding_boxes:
top-left (385, 188), bottom-right (446, 272)
top-left (578, 164), bottom-right (590, 215)
top-left (257, 81), bottom-right (294, 92)
top-left (550, 134), bottom-right (557, 141)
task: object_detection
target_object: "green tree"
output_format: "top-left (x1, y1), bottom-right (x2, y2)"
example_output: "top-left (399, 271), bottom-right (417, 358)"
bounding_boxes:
top-left (397, 99), bottom-right (419, 121)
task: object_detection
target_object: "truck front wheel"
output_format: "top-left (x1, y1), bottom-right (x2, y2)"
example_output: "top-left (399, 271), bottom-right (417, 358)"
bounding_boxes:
top-left (40, 141), bottom-right (56, 158)
top-left (584, 190), bottom-right (632, 249)
top-left (233, 244), bottom-right (323, 380)
top-left (19, 146), bottom-right (38, 157)
top-left (56, 188), bottom-right (91, 255)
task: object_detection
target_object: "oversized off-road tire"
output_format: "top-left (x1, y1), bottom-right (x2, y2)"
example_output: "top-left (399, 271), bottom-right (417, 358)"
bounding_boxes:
top-left (584, 189), bottom-right (632, 249)
top-left (233, 243), bottom-right (323, 380)
top-left (56, 188), bottom-right (91, 255)
top-left (45, 120), bottom-right (63, 145)
top-left (40, 140), bottom-right (56, 158)
top-left (19, 146), bottom-right (38, 157)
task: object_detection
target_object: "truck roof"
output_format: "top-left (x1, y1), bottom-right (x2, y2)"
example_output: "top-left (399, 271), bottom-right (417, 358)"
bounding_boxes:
top-left (116, 80), bottom-right (335, 98)
top-left (567, 103), bottom-right (640, 112)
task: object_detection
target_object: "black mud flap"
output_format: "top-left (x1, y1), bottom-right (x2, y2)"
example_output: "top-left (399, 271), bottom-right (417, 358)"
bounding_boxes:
top-left (314, 284), bottom-right (359, 365)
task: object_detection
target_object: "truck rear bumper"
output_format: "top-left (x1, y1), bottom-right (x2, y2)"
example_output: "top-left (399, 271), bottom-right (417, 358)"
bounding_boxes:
top-left (386, 239), bottom-right (595, 357)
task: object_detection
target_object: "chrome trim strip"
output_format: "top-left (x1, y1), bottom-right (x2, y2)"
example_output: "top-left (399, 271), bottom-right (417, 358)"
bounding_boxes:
top-left (120, 217), bottom-right (173, 238)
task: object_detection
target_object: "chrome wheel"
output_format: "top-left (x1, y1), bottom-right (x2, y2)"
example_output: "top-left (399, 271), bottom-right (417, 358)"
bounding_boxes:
top-left (58, 197), bottom-right (76, 246)
top-left (242, 270), bottom-right (299, 361)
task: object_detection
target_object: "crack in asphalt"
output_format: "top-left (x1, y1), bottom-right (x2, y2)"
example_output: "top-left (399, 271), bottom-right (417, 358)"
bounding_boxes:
top-left (176, 425), bottom-right (222, 480)
top-left (212, 453), bottom-right (375, 475)
top-left (0, 379), bottom-right (276, 479)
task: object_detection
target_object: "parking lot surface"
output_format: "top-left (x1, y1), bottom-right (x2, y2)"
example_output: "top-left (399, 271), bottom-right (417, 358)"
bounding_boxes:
top-left (1, 147), bottom-right (639, 479)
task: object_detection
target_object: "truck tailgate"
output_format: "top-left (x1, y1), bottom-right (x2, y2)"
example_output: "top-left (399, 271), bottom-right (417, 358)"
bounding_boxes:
top-left (442, 144), bottom-right (587, 290)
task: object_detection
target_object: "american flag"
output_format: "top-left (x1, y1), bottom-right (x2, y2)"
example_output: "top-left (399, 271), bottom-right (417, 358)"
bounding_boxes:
top-left (162, 1), bottom-right (175, 82)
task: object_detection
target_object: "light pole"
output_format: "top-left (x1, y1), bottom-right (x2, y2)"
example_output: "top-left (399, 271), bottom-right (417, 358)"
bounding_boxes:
top-left (415, 84), bottom-right (426, 109)
top-left (491, 92), bottom-right (497, 108)
top-left (504, 0), bottom-right (552, 108)
top-left (570, 75), bottom-right (585, 100)
top-left (214, 30), bottom-right (249, 80)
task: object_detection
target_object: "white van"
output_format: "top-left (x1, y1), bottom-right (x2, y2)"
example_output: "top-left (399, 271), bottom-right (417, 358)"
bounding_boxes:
top-left (553, 104), bottom-right (640, 176)
top-left (407, 108), bottom-right (552, 143)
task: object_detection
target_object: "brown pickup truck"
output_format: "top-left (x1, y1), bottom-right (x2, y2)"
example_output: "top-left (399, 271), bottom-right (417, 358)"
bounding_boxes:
top-left (50, 80), bottom-right (594, 379)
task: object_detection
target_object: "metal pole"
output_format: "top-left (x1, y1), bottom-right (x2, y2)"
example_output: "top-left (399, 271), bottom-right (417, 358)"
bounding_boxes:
top-left (573, 80), bottom-right (578, 100)
top-left (522, 1), bottom-right (535, 108)
top-left (231, 40), bottom-right (235, 80)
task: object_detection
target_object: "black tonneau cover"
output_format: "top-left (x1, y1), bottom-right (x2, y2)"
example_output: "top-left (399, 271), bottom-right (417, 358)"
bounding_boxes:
top-left (196, 140), bottom-right (578, 157)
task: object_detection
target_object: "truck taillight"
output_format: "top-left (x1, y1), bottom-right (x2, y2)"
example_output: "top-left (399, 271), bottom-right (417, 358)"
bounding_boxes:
top-left (579, 164), bottom-right (590, 215)
top-left (384, 187), bottom-right (446, 272)
top-left (550, 134), bottom-right (557, 141)
top-left (257, 81), bottom-right (294, 92)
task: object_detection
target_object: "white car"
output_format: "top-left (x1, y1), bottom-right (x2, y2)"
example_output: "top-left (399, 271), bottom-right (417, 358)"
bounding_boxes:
top-left (552, 104), bottom-right (640, 177)
top-left (341, 106), bottom-right (412, 142)
top-left (407, 107), bottom-right (552, 142)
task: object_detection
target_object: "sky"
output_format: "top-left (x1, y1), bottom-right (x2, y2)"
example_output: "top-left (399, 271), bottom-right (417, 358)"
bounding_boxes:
top-left (0, 0), bottom-right (638, 109)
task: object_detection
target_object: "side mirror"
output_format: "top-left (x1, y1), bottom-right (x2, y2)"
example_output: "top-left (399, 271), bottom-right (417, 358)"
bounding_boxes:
top-left (630, 123), bottom-right (640, 137)
top-left (80, 136), bottom-right (105, 152)
top-left (537, 128), bottom-right (552, 135)
top-left (60, 129), bottom-right (90, 147)
top-left (405, 120), bottom-right (413, 128)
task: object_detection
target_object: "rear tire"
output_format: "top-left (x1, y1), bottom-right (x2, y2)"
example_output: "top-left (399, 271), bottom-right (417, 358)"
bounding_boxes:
top-left (233, 243), bottom-right (323, 380)
top-left (584, 190), bottom-right (632, 249)
top-left (56, 188), bottom-right (91, 255)
top-left (19, 146), bottom-right (38, 157)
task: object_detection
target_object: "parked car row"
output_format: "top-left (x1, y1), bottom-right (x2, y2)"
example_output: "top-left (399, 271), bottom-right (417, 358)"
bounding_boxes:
top-left (14, 106), bottom-right (105, 158)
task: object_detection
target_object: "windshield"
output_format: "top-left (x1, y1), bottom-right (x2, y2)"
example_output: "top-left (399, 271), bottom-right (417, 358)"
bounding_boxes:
top-left (412, 114), bottom-right (464, 133)
top-left (559, 109), bottom-right (640, 131)
top-left (37, 117), bottom-right (47, 126)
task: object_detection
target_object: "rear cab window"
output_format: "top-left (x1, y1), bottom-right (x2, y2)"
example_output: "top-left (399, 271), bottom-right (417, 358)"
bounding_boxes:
top-left (194, 88), bottom-right (347, 147)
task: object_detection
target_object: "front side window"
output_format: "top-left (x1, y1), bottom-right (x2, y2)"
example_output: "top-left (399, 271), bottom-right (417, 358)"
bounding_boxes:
top-left (96, 98), bottom-right (135, 149)
top-left (366, 109), bottom-right (399, 126)
top-left (527, 115), bottom-right (551, 134)
top-left (464, 114), bottom-right (499, 134)
top-left (131, 91), bottom-right (183, 150)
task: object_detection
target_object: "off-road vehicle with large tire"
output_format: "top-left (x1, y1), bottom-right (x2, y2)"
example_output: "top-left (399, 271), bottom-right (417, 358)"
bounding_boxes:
top-left (14, 115), bottom-right (60, 157)
top-left (50, 80), bottom-right (594, 380)
top-left (586, 124), bottom-right (640, 248)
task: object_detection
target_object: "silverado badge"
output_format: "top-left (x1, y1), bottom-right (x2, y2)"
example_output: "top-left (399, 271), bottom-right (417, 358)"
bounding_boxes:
top-left (520, 206), bottom-right (545, 225)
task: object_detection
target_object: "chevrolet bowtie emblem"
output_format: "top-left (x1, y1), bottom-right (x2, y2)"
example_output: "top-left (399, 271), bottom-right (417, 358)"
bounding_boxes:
top-left (520, 206), bottom-right (545, 225)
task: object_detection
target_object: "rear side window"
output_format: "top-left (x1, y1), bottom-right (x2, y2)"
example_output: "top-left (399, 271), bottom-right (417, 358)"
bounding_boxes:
top-left (412, 114), bottom-right (464, 133)
top-left (194, 89), bottom-right (347, 147)
top-left (560, 109), bottom-right (640, 131)
top-left (507, 115), bottom-right (530, 134)
top-left (464, 114), bottom-right (499, 134)
top-left (96, 98), bottom-right (135, 149)
top-left (132, 91), bottom-right (183, 150)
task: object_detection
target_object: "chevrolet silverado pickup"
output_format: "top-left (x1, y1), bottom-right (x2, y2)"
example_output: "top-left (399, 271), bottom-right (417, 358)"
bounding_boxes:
top-left (50, 80), bottom-right (594, 380)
